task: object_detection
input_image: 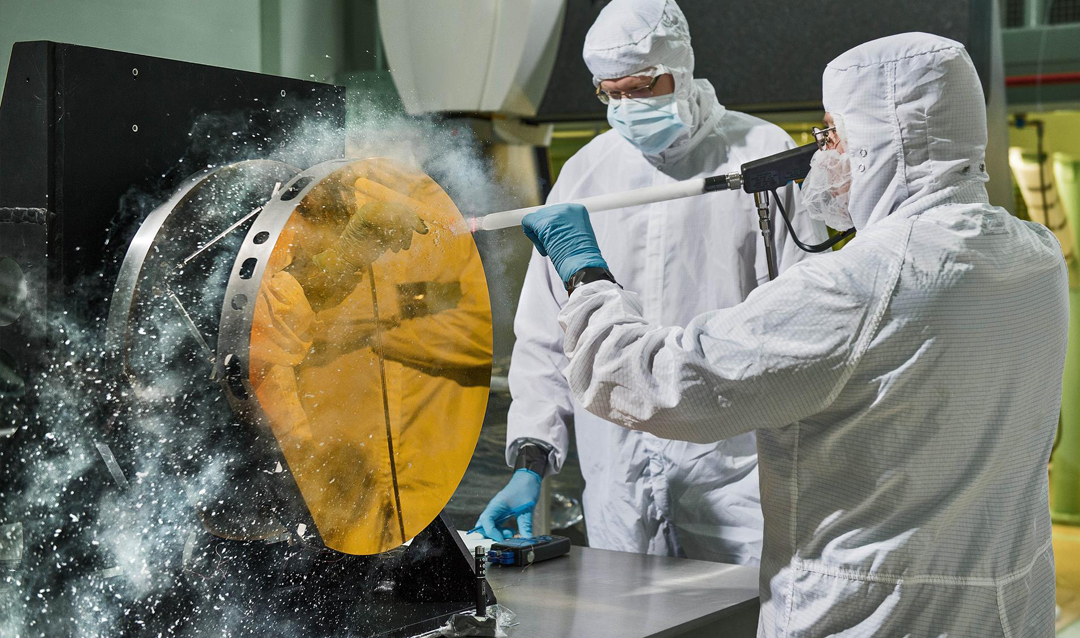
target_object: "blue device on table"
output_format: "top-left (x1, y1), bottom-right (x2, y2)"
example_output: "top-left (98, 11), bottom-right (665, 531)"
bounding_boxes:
top-left (487, 535), bottom-right (571, 566)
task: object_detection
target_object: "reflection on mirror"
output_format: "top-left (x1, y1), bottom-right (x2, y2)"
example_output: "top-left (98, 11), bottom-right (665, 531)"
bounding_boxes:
top-left (249, 158), bottom-right (493, 555)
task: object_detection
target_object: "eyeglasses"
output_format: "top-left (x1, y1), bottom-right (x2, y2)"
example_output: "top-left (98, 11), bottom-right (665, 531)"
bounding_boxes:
top-left (812, 125), bottom-right (839, 151)
top-left (596, 76), bottom-right (660, 104)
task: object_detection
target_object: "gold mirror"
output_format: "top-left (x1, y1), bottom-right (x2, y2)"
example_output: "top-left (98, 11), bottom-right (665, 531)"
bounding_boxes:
top-left (246, 158), bottom-right (492, 554)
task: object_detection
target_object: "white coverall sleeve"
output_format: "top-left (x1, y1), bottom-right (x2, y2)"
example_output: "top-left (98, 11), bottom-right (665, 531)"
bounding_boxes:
top-left (558, 249), bottom-right (889, 444)
top-left (505, 250), bottom-right (573, 474)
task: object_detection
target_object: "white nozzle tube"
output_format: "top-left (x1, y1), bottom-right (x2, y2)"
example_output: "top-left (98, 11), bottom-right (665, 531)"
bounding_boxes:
top-left (477, 177), bottom-right (713, 232)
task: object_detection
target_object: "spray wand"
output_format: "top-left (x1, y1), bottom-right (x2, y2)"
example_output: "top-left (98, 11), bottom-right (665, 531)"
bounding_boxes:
top-left (470, 170), bottom-right (741, 232)
top-left (471, 143), bottom-right (851, 278)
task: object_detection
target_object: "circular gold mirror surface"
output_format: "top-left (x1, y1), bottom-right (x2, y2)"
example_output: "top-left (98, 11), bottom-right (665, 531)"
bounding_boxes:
top-left (248, 158), bottom-right (492, 554)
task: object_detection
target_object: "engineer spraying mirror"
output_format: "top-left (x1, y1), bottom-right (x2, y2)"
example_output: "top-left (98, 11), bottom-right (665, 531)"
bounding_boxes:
top-left (519, 32), bottom-right (1068, 635)
top-left (474, 0), bottom-right (826, 567)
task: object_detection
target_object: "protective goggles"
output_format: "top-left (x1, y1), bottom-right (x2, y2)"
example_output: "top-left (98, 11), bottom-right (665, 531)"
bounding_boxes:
top-left (595, 75), bottom-right (660, 104)
top-left (812, 126), bottom-right (840, 151)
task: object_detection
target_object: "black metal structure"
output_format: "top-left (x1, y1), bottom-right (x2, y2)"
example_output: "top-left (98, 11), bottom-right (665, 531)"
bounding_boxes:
top-left (0, 42), bottom-right (492, 637)
top-left (0, 40), bottom-right (347, 420)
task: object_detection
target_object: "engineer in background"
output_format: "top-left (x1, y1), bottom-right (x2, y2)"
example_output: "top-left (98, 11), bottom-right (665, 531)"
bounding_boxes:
top-left (475, 0), bottom-right (825, 566)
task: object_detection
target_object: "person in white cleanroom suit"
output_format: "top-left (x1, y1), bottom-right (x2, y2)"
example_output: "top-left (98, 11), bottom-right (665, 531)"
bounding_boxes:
top-left (521, 32), bottom-right (1068, 636)
top-left (474, 0), bottom-right (826, 565)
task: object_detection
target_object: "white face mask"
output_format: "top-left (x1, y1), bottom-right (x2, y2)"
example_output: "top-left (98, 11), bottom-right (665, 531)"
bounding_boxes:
top-left (801, 148), bottom-right (854, 231)
top-left (606, 93), bottom-right (688, 155)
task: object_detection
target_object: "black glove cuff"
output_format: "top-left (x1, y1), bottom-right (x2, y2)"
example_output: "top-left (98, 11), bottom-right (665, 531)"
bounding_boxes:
top-left (565, 267), bottom-right (619, 295)
top-left (514, 443), bottom-right (549, 476)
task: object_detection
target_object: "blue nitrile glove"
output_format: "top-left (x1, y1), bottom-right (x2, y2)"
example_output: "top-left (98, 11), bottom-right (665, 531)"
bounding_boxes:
top-left (522, 203), bottom-right (608, 283)
top-left (474, 469), bottom-right (542, 540)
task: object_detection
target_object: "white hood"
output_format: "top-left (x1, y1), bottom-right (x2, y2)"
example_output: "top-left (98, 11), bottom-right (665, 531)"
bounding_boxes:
top-left (822, 32), bottom-right (990, 230)
top-left (582, 0), bottom-right (723, 166)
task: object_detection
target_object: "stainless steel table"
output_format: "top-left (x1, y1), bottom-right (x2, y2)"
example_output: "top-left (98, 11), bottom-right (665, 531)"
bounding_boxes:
top-left (485, 546), bottom-right (759, 638)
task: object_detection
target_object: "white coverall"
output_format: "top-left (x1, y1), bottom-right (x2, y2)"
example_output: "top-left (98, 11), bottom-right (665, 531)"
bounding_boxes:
top-left (558, 33), bottom-right (1068, 636)
top-left (506, 0), bottom-right (825, 565)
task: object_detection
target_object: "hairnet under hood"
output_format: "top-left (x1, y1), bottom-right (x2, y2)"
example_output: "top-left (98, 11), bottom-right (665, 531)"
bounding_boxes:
top-left (822, 32), bottom-right (990, 231)
top-left (582, 0), bottom-right (723, 166)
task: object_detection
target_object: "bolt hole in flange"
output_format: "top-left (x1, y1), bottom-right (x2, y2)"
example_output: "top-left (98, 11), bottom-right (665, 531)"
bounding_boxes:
top-left (279, 177), bottom-right (313, 201)
top-left (253, 231), bottom-right (270, 244)
top-left (0, 257), bottom-right (28, 327)
top-left (222, 354), bottom-right (248, 400)
top-left (238, 258), bottom-right (258, 280)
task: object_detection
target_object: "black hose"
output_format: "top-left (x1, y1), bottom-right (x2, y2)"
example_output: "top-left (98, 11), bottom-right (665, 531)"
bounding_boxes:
top-left (770, 189), bottom-right (855, 253)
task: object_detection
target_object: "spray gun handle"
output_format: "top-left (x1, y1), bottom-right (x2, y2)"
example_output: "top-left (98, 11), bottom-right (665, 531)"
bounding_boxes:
top-left (739, 142), bottom-right (818, 194)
